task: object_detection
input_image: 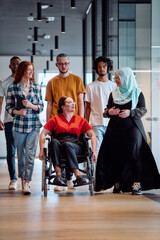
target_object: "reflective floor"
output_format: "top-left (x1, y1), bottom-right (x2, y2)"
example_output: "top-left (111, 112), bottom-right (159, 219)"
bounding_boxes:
top-left (0, 159), bottom-right (160, 240)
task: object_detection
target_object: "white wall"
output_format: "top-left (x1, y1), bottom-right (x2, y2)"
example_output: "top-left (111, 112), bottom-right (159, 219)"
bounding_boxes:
top-left (0, 55), bottom-right (83, 158)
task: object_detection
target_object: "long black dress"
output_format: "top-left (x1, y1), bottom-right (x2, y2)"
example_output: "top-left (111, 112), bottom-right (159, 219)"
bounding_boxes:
top-left (94, 92), bottom-right (160, 192)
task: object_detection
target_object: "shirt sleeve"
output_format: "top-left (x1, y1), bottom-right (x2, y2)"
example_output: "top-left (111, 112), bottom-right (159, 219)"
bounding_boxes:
top-left (76, 76), bottom-right (86, 95)
top-left (45, 80), bottom-right (53, 101)
top-left (81, 118), bottom-right (92, 133)
top-left (5, 85), bottom-right (15, 117)
top-left (85, 84), bottom-right (91, 102)
top-left (44, 117), bottom-right (56, 132)
top-left (37, 84), bottom-right (44, 113)
top-left (0, 81), bottom-right (4, 96)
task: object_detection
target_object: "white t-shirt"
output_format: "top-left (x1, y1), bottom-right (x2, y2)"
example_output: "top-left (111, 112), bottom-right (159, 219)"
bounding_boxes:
top-left (0, 76), bottom-right (14, 123)
top-left (85, 79), bottom-right (116, 126)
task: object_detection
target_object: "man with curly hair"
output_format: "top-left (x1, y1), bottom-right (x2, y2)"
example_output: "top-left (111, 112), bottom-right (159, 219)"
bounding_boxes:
top-left (85, 56), bottom-right (116, 154)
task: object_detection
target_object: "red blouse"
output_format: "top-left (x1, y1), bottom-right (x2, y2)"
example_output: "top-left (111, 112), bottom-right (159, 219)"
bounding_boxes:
top-left (44, 114), bottom-right (92, 137)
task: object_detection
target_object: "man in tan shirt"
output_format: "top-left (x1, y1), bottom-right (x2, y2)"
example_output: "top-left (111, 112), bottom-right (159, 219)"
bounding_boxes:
top-left (45, 53), bottom-right (85, 121)
top-left (45, 53), bottom-right (86, 191)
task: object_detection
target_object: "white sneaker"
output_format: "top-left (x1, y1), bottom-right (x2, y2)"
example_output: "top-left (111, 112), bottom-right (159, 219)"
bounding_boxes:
top-left (23, 182), bottom-right (31, 195)
top-left (8, 180), bottom-right (18, 190)
top-left (67, 180), bottom-right (74, 190)
top-left (54, 186), bottom-right (66, 192)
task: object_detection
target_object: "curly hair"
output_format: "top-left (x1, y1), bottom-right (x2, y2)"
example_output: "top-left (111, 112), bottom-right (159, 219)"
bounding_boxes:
top-left (92, 56), bottom-right (113, 74)
top-left (14, 61), bottom-right (35, 83)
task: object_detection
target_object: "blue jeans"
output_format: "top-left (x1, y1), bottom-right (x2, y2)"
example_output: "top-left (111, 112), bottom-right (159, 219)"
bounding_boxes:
top-left (92, 126), bottom-right (107, 154)
top-left (13, 129), bottom-right (40, 181)
top-left (4, 122), bottom-right (17, 180)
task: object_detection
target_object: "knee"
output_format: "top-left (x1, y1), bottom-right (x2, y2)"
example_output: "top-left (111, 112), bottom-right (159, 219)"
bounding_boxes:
top-left (63, 142), bottom-right (73, 150)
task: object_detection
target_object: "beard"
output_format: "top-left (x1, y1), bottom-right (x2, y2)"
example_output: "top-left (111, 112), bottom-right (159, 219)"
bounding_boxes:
top-left (59, 69), bottom-right (68, 74)
top-left (100, 73), bottom-right (105, 77)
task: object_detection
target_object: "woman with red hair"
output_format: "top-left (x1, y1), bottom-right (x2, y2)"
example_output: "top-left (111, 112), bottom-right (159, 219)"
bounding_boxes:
top-left (6, 61), bottom-right (44, 195)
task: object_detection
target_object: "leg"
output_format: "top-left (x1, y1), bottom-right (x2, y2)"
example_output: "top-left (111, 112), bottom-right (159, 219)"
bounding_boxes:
top-left (92, 126), bottom-right (107, 154)
top-left (62, 142), bottom-right (82, 171)
top-left (62, 142), bottom-right (87, 186)
top-left (12, 130), bottom-right (26, 180)
top-left (4, 122), bottom-right (17, 180)
top-left (25, 129), bottom-right (40, 181)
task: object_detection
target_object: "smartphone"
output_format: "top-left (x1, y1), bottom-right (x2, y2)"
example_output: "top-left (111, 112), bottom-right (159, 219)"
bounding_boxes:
top-left (16, 95), bottom-right (26, 110)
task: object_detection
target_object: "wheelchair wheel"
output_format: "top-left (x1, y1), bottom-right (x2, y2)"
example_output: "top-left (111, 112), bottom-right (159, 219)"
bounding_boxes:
top-left (89, 181), bottom-right (94, 195)
top-left (86, 154), bottom-right (95, 195)
top-left (44, 183), bottom-right (48, 197)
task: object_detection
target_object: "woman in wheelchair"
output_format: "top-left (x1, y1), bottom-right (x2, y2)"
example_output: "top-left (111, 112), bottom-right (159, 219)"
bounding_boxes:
top-left (39, 96), bottom-right (97, 186)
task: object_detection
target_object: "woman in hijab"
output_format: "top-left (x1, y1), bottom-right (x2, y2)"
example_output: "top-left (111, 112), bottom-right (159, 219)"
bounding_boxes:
top-left (95, 67), bottom-right (160, 195)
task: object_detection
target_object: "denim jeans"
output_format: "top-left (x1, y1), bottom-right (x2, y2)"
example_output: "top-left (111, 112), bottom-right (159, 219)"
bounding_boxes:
top-left (13, 129), bottom-right (40, 181)
top-left (4, 122), bottom-right (17, 180)
top-left (92, 125), bottom-right (107, 154)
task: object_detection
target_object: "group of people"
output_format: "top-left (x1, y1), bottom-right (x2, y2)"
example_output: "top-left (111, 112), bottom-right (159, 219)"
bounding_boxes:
top-left (0, 53), bottom-right (160, 196)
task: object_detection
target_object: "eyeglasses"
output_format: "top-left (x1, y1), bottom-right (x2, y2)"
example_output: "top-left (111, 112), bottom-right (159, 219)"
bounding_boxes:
top-left (65, 101), bottom-right (76, 105)
top-left (57, 62), bottom-right (70, 66)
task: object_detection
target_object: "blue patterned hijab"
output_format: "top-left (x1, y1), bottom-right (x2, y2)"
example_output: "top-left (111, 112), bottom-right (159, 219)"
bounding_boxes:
top-left (112, 67), bottom-right (141, 110)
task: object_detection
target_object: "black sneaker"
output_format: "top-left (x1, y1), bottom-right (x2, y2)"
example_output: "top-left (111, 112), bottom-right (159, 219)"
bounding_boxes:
top-left (53, 176), bottom-right (67, 186)
top-left (113, 182), bottom-right (121, 193)
top-left (73, 176), bottom-right (87, 186)
top-left (132, 183), bottom-right (142, 195)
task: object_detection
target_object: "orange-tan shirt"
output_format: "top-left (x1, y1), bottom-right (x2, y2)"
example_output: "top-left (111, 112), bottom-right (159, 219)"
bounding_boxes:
top-left (45, 73), bottom-right (86, 117)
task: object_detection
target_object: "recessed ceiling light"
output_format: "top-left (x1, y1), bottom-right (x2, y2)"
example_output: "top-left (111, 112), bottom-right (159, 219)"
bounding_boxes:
top-left (27, 16), bottom-right (34, 21)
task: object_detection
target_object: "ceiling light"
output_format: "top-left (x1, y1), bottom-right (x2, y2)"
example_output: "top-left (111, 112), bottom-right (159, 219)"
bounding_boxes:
top-left (32, 43), bottom-right (36, 56)
top-left (42, 5), bottom-right (49, 9)
top-left (44, 34), bottom-right (51, 39)
top-left (37, 2), bottom-right (42, 21)
top-left (50, 50), bottom-right (53, 61)
top-left (61, 16), bottom-right (65, 33)
top-left (34, 27), bottom-right (38, 42)
top-left (31, 55), bottom-right (34, 63)
top-left (47, 16), bottom-right (55, 21)
top-left (71, 0), bottom-right (76, 8)
top-left (55, 36), bottom-right (58, 50)
top-left (46, 60), bottom-right (49, 70)
top-left (27, 16), bottom-right (34, 21)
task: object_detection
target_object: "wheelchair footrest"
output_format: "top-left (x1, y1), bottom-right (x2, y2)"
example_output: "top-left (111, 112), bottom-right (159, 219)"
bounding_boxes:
top-left (73, 175), bottom-right (93, 187)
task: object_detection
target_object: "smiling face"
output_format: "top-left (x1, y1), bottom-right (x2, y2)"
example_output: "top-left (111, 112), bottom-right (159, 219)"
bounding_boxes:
top-left (62, 97), bottom-right (76, 113)
top-left (27, 65), bottom-right (33, 80)
top-left (114, 73), bottom-right (122, 87)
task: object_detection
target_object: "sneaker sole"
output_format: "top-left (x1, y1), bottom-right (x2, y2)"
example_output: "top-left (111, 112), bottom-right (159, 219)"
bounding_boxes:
top-left (23, 191), bottom-right (31, 195)
top-left (9, 187), bottom-right (17, 190)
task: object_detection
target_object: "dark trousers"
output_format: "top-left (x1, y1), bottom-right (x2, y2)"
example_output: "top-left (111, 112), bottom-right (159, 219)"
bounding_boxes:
top-left (50, 139), bottom-right (82, 179)
top-left (110, 127), bottom-right (143, 183)
top-left (4, 122), bottom-right (17, 180)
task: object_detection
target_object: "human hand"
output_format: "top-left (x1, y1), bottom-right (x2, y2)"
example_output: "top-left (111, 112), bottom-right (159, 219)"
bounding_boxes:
top-left (118, 109), bottom-right (131, 118)
top-left (108, 106), bottom-right (121, 115)
top-left (92, 151), bottom-right (97, 163)
top-left (0, 120), bottom-right (5, 130)
top-left (18, 109), bottom-right (27, 116)
top-left (22, 99), bottom-right (32, 109)
top-left (39, 150), bottom-right (45, 161)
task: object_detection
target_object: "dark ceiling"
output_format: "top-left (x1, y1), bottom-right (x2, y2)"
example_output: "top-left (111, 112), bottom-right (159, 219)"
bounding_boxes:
top-left (0, 0), bottom-right (91, 56)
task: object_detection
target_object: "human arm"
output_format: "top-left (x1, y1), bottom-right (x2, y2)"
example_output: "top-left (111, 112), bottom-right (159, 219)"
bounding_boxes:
top-left (85, 101), bottom-right (91, 122)
top-left (103, 92), bottom-right (147, 119)
top-left (46, 101), bottom-right (53, 121)
top-left (86, 129), bottom-right (97, 162)
top-left (0, 96), bottom-right (5, 130)
top-left (77, 93), bottom-right (84, 117)
top-left (39, 128), bottom-right (51, 160)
